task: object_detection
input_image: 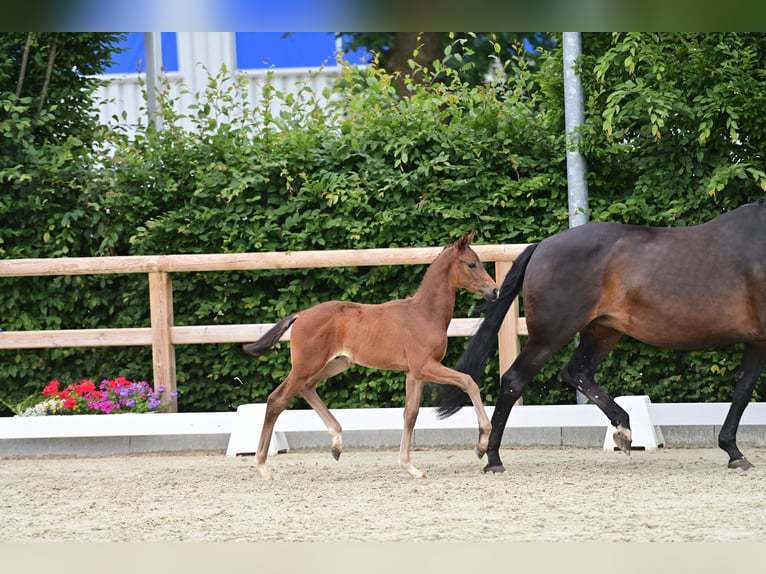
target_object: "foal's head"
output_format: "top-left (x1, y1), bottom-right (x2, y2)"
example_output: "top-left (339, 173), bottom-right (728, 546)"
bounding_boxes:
top-left (447, 232), bottom-right (499, 302)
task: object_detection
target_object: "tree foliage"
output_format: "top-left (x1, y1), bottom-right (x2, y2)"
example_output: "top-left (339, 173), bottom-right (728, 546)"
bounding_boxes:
top-left (342, 32), bottom-right (556, 86)
top-left (0, 33), bottom-right (130, 407)
top-left (2, 33), bottom-right (765, 414)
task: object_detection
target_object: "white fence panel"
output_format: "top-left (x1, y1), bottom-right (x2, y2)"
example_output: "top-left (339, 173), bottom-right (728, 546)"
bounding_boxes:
top-left (94, 66), bottom-right (345, 137)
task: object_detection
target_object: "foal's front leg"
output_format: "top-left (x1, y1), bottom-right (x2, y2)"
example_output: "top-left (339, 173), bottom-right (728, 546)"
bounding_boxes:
top-left (421, 361), bottom-right (492, 458)
top-left (399, 374), bottom-right (426, 478)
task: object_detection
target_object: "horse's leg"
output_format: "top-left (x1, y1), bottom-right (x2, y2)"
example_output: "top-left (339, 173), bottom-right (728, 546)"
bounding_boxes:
top-left (255, 373), bottom-right (308, 480)
top-left (298, 357), bottom-right (350, 461)
top-left (398, 374), bottom-right (426, 478)
top-left (417, 361), bottom-right (493, 462)
top-left (718, 341), bottom-right (766, 470)
top-left (560, 325), bottom-right (630, 453)
top-left (299, 388), bottom-right (343, 461)
top-left (484, 342), bottom-right (557, 473)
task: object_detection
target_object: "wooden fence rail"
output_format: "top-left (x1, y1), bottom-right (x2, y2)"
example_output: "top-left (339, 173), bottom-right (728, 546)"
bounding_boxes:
top-left (0, 244), bottom-right (530, 411)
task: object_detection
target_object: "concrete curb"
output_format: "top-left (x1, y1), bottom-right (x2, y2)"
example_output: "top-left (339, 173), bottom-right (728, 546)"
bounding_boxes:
top-left (3, 425), bottom-right (764, 458)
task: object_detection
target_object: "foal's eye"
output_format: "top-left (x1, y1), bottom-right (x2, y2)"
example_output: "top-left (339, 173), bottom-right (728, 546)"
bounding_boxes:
top-left (468, 262), bottom-right (477, 269)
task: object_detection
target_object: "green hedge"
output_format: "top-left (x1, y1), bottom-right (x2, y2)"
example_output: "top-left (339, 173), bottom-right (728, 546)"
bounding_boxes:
top-left (2, 34), bottom-right (765, 414)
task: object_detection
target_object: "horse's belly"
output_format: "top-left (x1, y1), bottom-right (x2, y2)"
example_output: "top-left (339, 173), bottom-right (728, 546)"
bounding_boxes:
top-left (344, 345), bottom-right (410, 372)
top-left (608, 313), bottom-right (763, 350)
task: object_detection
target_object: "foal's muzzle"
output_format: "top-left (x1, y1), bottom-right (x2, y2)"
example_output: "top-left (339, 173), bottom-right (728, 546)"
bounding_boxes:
top-left (483, 287), bottom-right (500, 302)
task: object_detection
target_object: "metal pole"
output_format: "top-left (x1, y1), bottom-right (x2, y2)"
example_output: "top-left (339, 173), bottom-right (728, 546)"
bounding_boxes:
top-left (144, 32), bottom-right (163, 131)
top-left (562, 32), bottom-right (589, 404)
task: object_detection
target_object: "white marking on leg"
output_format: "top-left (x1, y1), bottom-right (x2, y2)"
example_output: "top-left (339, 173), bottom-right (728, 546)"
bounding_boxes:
top-left (256, 463), bottom-right (274, 481)
top-left (399, 459), bottom-right (426, 479)
top-left (617, 424), bottom-right (632, 442)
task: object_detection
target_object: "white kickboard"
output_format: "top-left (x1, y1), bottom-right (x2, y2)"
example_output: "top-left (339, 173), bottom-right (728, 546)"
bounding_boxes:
top-left (226, 403), bottom-right (289, 457)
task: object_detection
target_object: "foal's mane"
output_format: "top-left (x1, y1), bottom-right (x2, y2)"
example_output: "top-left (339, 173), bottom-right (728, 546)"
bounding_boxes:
top-left (411, 232), bottom-right (475, 294)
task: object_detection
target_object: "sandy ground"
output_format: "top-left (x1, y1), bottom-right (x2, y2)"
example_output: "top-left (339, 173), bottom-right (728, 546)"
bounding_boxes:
top-left (1, 445), bottom-right (765, 542)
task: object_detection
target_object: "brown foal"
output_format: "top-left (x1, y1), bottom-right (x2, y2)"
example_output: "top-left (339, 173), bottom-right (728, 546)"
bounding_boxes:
top-left (243, 232), bottom-right (498, 480)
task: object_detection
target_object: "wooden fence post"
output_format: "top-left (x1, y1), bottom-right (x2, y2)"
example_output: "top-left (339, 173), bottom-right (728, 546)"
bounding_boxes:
top-left (148, 271), bottom-right (177, 412)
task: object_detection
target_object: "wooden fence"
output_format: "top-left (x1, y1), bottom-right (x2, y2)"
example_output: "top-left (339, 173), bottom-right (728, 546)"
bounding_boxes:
top-left (0, 244), bottom-right (529, 411)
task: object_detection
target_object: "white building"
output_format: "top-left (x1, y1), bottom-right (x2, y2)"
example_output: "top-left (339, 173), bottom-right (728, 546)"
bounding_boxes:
top-left (95, 32), bottom-right (367, 135)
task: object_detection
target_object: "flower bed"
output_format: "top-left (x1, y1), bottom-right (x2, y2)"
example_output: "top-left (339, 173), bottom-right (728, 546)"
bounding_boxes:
top-left (17, 377), bottom-right (176, 416)
top-left (0, 410), bottom-right (235, 439)
top-left (0, 378), bottom-right (228, 454)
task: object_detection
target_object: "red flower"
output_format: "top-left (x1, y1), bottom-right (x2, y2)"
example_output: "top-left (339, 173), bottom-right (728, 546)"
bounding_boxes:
top-left (63, 397), bottom-right (77, 410)
top-left (59, 389), bottom-right (70, 400)
top-left (42, 380), bottom-right (60, 397)
top-left (75, 379), bottom-right (95, 396)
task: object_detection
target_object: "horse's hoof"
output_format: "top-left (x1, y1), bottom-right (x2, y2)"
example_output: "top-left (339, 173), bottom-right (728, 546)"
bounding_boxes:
top-left (331, 448), bottom-right (342, 461)
top-left (728, 457), bottom-right (754, 471)
top-left (256, 465), bottom-right (274, 481)
top-left (401, 463), bottom-right (426, 479)
top-left (475, 446), bottom-right (486, 460)
top-left (483, 463), bottom-right (506, 474)
top-left (613, 429), bottom-right (632, 455)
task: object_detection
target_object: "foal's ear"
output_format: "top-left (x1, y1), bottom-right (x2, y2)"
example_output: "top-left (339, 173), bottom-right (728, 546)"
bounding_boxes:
top-left (456, 231), bottom-right (475, 250)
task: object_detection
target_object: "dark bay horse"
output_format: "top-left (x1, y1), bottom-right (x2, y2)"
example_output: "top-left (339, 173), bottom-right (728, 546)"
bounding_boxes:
top-left (436, 200), bottom-right (766, 473)
top-left (243, 232), bottom-right (499, 480)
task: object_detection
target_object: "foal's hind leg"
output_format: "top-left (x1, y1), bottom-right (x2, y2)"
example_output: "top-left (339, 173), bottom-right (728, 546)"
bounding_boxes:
top-left (560, 325), bottom-right (632, 454)
top-left (300, 385), bottom-right (344, 461)
top-left (399, 374), bottom-right (426, 478)
top-left (299, 357), bottom-right (350, 462)
top-left (255, 373), bottom-right (310, 480)
top-left (718, 342), bottom-right (766, 470)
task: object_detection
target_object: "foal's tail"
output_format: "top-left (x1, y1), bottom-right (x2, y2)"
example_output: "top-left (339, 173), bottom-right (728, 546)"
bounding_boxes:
top-left (435, 243), bottom-right (539, 419)
top-left (242, 313), bottom-right (299, 356)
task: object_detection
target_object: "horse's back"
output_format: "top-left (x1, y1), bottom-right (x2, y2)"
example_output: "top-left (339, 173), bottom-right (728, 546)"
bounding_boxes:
top-left (523, 202), bottom-right (766, 349)
top-left (528, 201), bottom-right (766, 292)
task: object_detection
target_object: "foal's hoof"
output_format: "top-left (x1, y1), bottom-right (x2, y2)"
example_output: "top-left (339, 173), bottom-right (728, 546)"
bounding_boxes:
top-left (475, 446), bottom-right (486, 460)
top-left (331, 447), bottom-right (342, 461)
top-left (256, 464), bottom-right (274, 481)
top-left (400, 463), bottom-right (427, 479)
top-left (483, 463), bottom-right (506, 474)
top-left (728, 457), bottom-right (754, 471)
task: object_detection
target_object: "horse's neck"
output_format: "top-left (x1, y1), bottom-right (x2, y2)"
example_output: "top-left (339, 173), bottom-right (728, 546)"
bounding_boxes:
top-left (410, 253), bottom-right (457, 327)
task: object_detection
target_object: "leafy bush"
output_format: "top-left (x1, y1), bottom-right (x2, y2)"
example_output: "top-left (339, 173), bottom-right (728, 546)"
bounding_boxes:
top-left (75, 40), bottom-right (566, 413)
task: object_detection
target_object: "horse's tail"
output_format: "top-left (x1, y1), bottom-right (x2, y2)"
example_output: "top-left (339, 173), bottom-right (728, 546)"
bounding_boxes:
top-left (435, 243), bottom-right (539, 419)
top-left (242, 313), bottom-right (299, 356)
